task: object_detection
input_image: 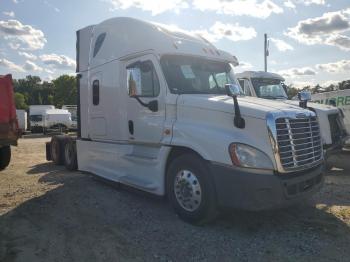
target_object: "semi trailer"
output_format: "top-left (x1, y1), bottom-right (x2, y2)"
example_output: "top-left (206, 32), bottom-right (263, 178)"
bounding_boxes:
top-left (47, 17), bottom-right (325, 224)
top-left (0, 74), bottom-right (19, 171)
top-left (236, 71), bottom-right (348, 156)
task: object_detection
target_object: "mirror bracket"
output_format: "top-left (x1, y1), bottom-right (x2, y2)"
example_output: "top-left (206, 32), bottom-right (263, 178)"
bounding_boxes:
top-left (132, 96), bottom-right (158, 112)
top-left (225, 84), bottom-right (245, 129)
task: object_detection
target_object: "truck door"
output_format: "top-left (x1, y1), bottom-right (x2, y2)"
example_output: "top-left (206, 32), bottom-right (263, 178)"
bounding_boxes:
top-left (125, 54), bottom-right (165, 144)
top-left (88, 71), bottom-right (108, 139)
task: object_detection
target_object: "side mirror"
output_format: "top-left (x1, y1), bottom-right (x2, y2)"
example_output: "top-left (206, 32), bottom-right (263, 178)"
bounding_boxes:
top-left (225, 83), bottom-right (241, 97)
top-left (298, 91), bottom-right (312, 109)
top-left (225, 84), bottom-right (245, 129)
top-left (298, 91), bottom-right (312, 102)
top-left (148, 100), bottom-right (158, 112)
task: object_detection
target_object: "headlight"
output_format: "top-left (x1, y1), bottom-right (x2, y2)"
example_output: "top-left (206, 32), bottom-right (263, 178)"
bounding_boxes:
top-left (229, 143), bottom-right (274, 170)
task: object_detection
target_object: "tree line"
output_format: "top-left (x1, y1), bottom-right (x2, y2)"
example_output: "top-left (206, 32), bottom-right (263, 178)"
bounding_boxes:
top-left (13, 75), bottom-right (77, 110)
top-left (285, 80), bottom-right (350, 99)
top-left (12, 75), bottom-right (350, 109)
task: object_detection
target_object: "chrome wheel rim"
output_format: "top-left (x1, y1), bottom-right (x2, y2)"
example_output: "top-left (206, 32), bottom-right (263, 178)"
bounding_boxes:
top-left (174, 169), bottom-right (202, 212)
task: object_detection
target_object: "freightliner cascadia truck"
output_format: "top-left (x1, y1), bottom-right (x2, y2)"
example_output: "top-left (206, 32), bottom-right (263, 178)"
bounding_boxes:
top-left (46, 17), bottom-right (325, 224)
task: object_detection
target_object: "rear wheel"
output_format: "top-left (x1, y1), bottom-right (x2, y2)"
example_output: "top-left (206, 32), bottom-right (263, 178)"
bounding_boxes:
top-left (167, 153), bottom-right (218, 225)
top-left (64, 138), bottom-right (78, 171)
top-left (0, 146), bottom-right (11, 171)
top-left (50, 135), bottom-right (66, 165)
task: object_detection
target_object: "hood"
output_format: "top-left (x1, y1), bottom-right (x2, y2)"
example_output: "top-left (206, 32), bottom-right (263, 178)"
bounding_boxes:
top-left (177, 95), bottom-right (311, 119)
top-left (284, 100), bottom-right (339, 114)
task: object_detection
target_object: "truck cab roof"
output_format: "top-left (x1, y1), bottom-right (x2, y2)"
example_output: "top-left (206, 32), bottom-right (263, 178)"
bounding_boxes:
top-left (77, 17), bottom-right (239, 72)
top-left (236, 71), bottom-right (285, 81)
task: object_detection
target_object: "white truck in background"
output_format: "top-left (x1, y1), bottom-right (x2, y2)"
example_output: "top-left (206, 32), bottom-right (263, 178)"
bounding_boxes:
top-left (16, 109), bottom-right (27, 133)
top-left (29, 105), bottom-right (55, 133)
top-left (46, 17), bottom-right (325, 224)
top-left (62, 105), bottom-right (78, 130)
top-left (42, 109), bottom-right (72, 134)
top-left (312, 89), bottom-right (350, 140)
top-left (236, 71), bottom-right (348, 156)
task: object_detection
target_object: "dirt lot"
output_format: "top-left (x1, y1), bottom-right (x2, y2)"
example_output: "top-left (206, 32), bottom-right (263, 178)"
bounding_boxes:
top-left (0, 136), bottom-right (349, 262)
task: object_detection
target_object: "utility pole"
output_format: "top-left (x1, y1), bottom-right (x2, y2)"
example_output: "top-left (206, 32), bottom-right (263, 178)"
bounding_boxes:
top-left (264, 33), bottom-right (269, 72)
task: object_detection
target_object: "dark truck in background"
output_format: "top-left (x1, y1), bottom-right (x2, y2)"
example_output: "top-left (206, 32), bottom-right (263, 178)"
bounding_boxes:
top-left (0, 74), bottom-right (19, 170)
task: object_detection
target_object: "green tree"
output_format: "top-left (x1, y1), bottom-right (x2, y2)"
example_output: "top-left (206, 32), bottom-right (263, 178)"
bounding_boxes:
top-left (14, 92), bottom-right (28, 110)
top-left (52, 75), bottom-right (77, 107)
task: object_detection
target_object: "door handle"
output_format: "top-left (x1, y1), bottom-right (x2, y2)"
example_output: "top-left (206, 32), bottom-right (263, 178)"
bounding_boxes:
top-left (128, 120), bottom-right (134, 135)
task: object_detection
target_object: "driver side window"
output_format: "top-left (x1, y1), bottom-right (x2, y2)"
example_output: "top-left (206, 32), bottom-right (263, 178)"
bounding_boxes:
top-left (127, 61), bottom-right (160, 97)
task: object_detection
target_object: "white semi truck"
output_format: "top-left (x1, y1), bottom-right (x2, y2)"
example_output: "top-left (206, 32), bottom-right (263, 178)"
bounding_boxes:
top-left (62, 105), bottom-right (78, 130)
top-left (46, 17), bottom-right (325, 224)
top-left (236, 71), bottom-right (348, 156)
top-left (29, 105), bottom-right (55, 133)
top-left (42, 109), bottom-right (72, 134)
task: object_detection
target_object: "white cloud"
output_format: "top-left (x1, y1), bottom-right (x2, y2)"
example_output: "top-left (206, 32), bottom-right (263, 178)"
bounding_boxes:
top-left (284, 1), bottom-right (296, 9)
top-left (0, 58), bottom-right (24, 72)
top-left (192, 0), bottom-right (283, 19)
top-left (316, 59), bottom-right (350, 73)
top-left (18, 51), bottom-right (37, 60)
top-left (278, 67), bottom-right (316, 78)
top-left (286, 0), bottom-right (326, 7)
top-left (104, 0), bottom-right (283, 18)
top-left (3, 11), bottom-right (15, 17)
top-left (23, 60), bottom-right (43, 72)
top-left (156, 21), bottom-right (257, 43)
top-left (0, 19), bottom-right (47, 50)
top-left (105, 0), bottom-right (189, 15)
top-left (270, 37), bottom-right (294, 51)
top-left (207, 22), bottom-right (257, 42)
top-left (12, 0), bottom-right (19, 3)
top-left (285, 8), bottom-right (350, 51)
top-left (325, 34), bottom-right (350, 51)
top-left (40, 53), bottom-right (76, 69)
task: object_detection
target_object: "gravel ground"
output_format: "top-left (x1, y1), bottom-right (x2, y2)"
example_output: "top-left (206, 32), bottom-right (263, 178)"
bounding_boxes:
top-left (0, 136), bottom-right (349, 262)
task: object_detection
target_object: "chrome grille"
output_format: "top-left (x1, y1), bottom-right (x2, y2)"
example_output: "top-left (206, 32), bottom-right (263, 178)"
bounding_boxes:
top-left (275, 116), bottom-right (322, 170)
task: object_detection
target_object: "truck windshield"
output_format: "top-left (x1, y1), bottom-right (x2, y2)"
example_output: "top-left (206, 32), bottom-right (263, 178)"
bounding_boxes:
top-left (160, 55), bottom-right (241, 95)
top-left (29, 115), bottom-right (42, 122)
top-left (251, 78), bottom-right (288, 99)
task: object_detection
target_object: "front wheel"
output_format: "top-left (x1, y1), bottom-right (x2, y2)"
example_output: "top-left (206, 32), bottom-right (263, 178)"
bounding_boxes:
top-left (0, 146), bottom-right (11, 171)
top-left (167, 153), bottom-right (218, 225)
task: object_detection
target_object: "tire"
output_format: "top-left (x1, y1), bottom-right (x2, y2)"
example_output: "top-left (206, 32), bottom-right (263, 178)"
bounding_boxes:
top-left (64, 138), bottom-right (78, 171)
top-left (167, 153), bottom-right (218, 225)
top-left (50, 135), bottom-right (66, 165)
top-left (0, 146), bottom-right (11, 171)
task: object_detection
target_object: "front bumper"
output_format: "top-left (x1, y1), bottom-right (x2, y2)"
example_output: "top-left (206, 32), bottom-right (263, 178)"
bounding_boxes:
top-left (210, 163), bottom-right (324, 211)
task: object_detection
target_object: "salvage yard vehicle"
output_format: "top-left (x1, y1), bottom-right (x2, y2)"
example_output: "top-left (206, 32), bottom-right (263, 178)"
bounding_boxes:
top-left (42, 109), bottom-right (72, 134)
top-left (29, 105), bottom-right (55, 133)
top-left (0, 74), bottom-right (19, 171)
top-left (236, 71), bottom-right (348, 156)
top-left (312, 89), bottom-right (350, 141)
top-left (62, 105), bottom-right (78, 130)
top-left (47, 17), bottom-right (325, 224)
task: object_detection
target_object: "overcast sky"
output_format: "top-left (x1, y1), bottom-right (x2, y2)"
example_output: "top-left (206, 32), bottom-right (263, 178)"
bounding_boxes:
top-left (0, 0), bottom-right (349, 87)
